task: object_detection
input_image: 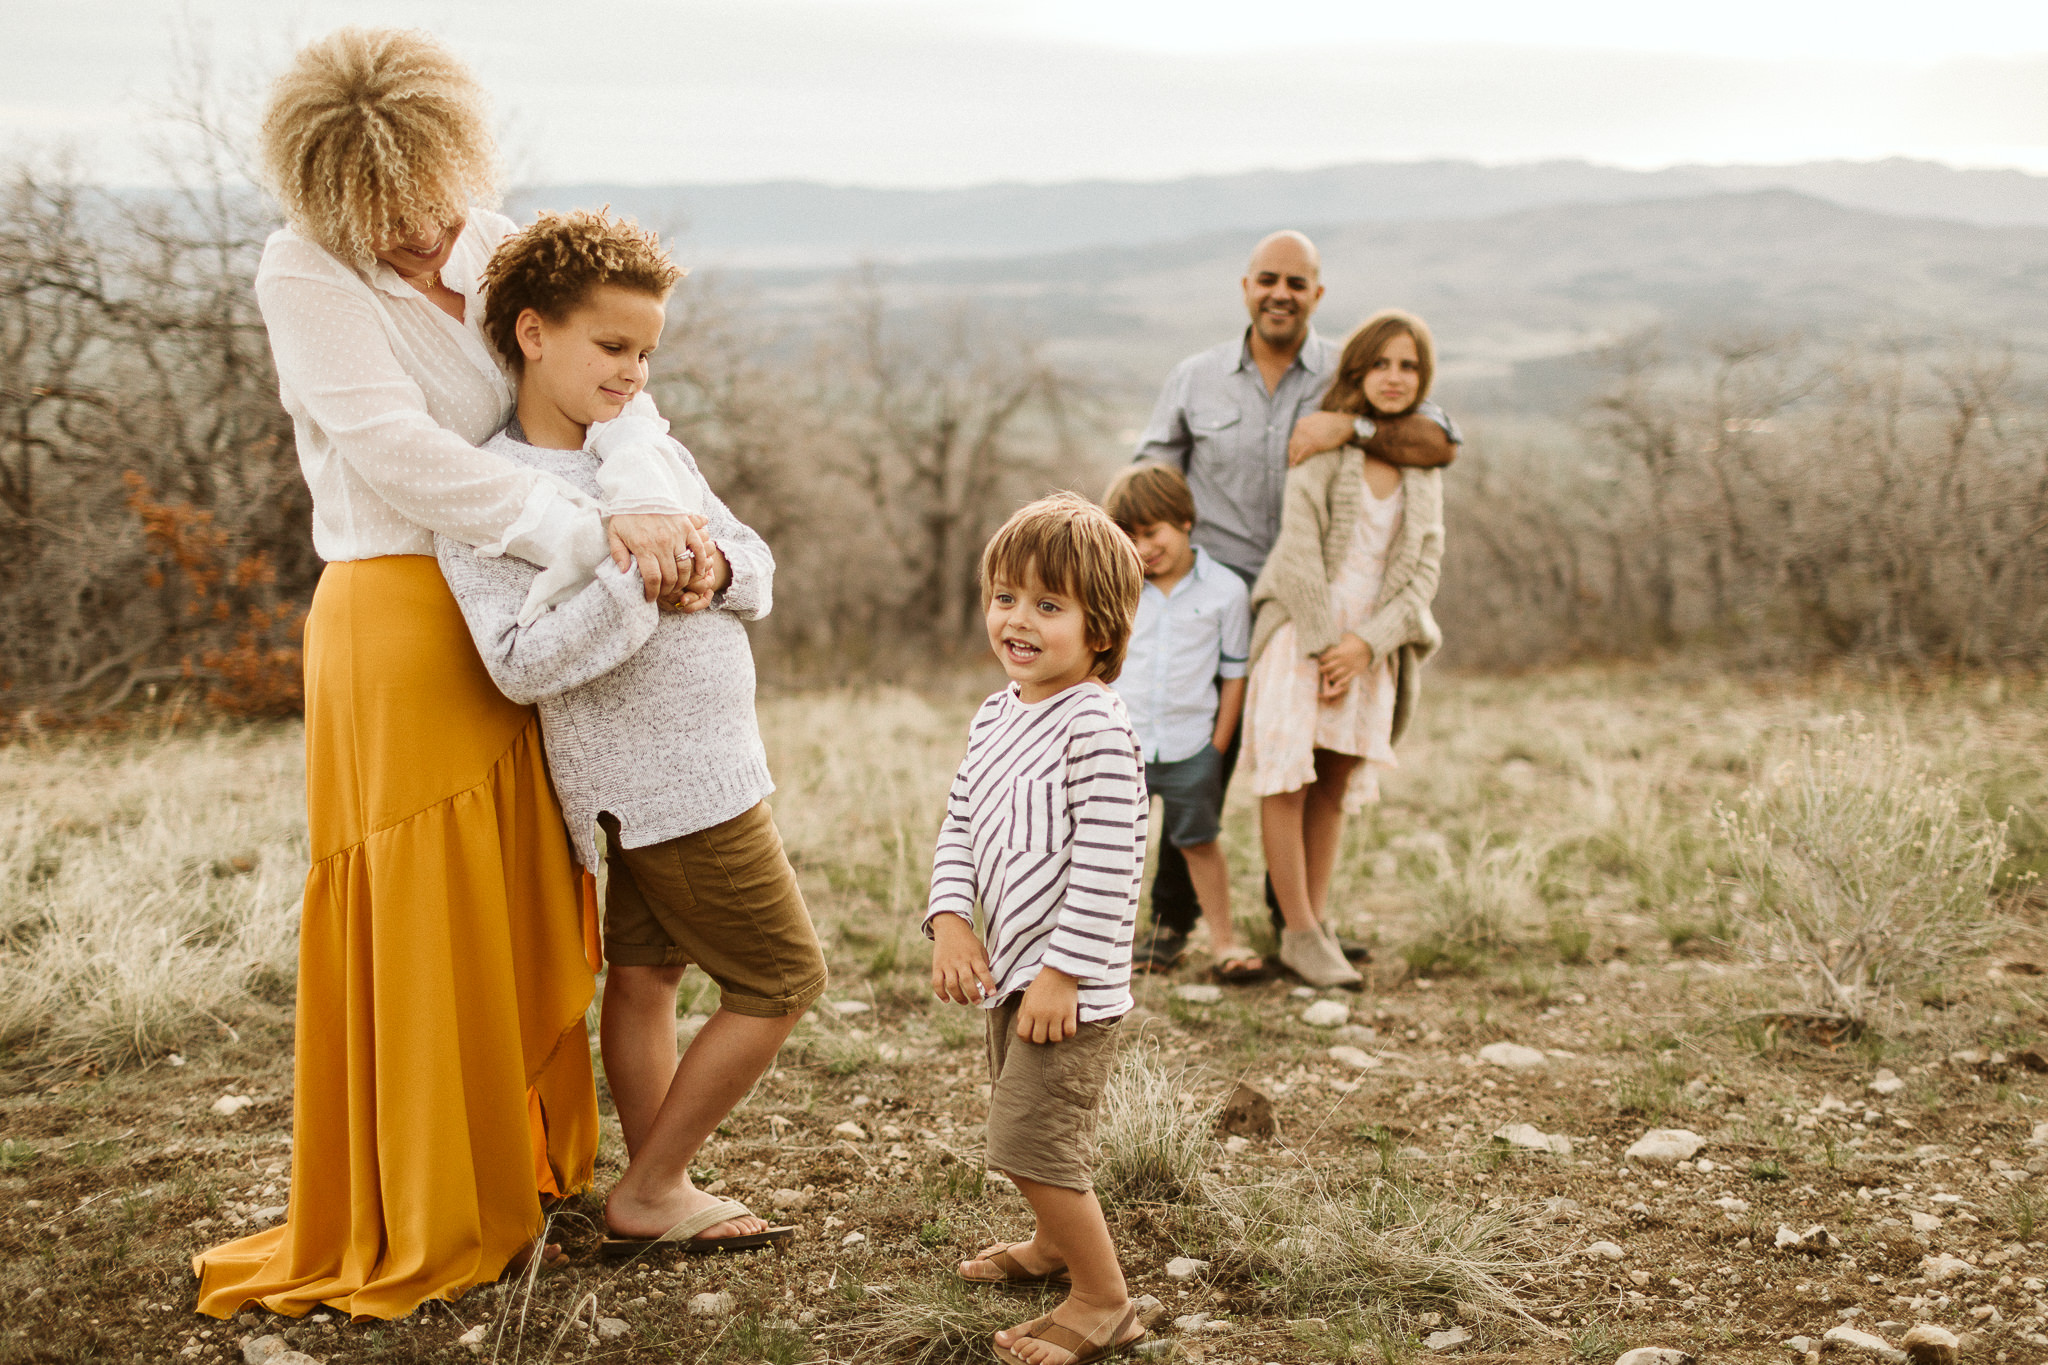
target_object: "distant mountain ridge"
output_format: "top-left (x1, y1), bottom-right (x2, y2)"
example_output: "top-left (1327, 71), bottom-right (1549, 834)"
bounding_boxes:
top-left (513, 157), bottom-right (2048, 268)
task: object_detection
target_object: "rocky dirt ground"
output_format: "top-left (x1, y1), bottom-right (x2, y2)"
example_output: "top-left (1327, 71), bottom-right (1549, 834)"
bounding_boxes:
top-left (3, 669), bottom-right (2045, 1364)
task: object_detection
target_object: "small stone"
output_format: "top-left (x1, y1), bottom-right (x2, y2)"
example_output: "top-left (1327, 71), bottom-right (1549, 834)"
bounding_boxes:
top-left (1615, 1351), bottom-right (1696, 1365)
top-left (827, 999), bottom-right (871, 1015)
top-left (1909, 1212), bottom-right (1940, 1233)
top-left (213, 1095), bottom-right (255, 1117)
top-left (1324, 1045), bottom-right (1368, 1069)
top-left (1869, 1069), bottom-right (1906, 1096)
top-left (1476, 1042), bottom-right (1546, 1069)
top-left (1775, 1224), bottom-right (1838, 1253)
top-left (1584, 1240), bottom-right (1626, 1260)
top-left (242, 1338), bottom-right (291, 1365)
top-left (1291, 986), bottom-right (1317, 999)
top-left (1901, 1324), bottom-right (1959, 1365)
top-left (167, 1053), bottom-right (185, 1066)
top-left (454, 1324), bottom-right (486, 1352)
top-left (1713, 1197), bottom-right (1750, 1213)
top-left (688, 1291), bottom-right (735, 1317)
top-left (1216, 1083), bottom-right (1277, 1138)
top-left (1423, 1326), bottom-right (1473, 1351)
top-left (1785, 1336), bottom-right (1815, 1353)
top-left (771, 1188), bottom-right (807, 1210)
top-left (1821, 1324), bottom-right (1905, 1362)
top-left (1174, 984), bottom-right (1222, 1004)
top-left (250, 1205), bottom-right (287, 1226)
top-left (1493, 1123), bottom-right (1572, 1156)
top-left (1919, 1252), bottom-right (1977, 1282)
top-left (1301, 1000), bottom-right (1350, 1028)
top-left (841, 1231), bottom-right (867, 1246)
top-left (1625, 1128), bottom-right (1705, 1165)
top-left (1164, 1256), bottom-right (1208, 1282)
top-left (1172, 1313), bottom-right (1212, 1332)
top-left (1223, 1135), bottom-right (1250, 1154)
top-left (1131, 1294), bottom-right (1168, 1329)
top-left (1629, 1270), bottom-right (1652, 1286)
top-left (832, 1121), bottom-right (867, 1140)
top-left (594, 1318), bottom-right (629, 1340)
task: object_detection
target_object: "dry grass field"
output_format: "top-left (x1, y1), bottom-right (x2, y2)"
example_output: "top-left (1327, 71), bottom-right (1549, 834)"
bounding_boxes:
top-left (3, 666), bottom-right (2047, 1365)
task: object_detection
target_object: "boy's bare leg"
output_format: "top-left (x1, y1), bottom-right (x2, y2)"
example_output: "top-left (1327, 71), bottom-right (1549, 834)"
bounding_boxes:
top-left (600, 964), bottom-right (687, 1157)
top-left (1179, 840), bottom-right (1242, 957)
top-left (991, 1175), bottom-right (1140, 1365)
top-left (604, 1006), bottom-right (803, 1240)
top-left (1302, 750), bottom-right (1361, 921)
top-left (1259, 788), bottom-right (1323, 932)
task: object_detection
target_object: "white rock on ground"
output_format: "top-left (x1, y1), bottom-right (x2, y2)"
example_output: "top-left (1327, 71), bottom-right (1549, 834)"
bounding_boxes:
top-left (1476, 1042), bottom-right (1546, 1069)
top-left (213, 1095), bottom-right (255, 1117)
top-left (1920, 1253), bottom-right (1977, 1281)
top-left (1423, 1326), bottom-right (1473, 1351)
top-left (1174, 984), bottom-right (1222, 1004)
top-left (1130, 1295), bottom-right (1167, 1329)
top-left (688, 1291), bottom-right (735, 1317)
top-left (1901, 1323), bottom-right (1959, 1365)
top-left (595, 1318), bottom-right (630, 1340)
top-left (242, 1338), bottom-right (290, 1365)
top-left (832, 1121), bottom-right (867, 1140)
top-left (1333, 1023), bottom-right (1379, 1045)
top-left (827, 999), bottom-right (871, 1016)
top-left (1783, 1336), bottom-right (1815, 1353)
top-left (1164, 1257), bottom-right (1209, 1281)
top-left (1909, 1212), bottom-right (1941, 1233)
top-left (1329, 1045), bottom-right (1380, 1069)
top-left (265, 1355), bottom-right (320, 1365)
top-left (1774, 1224), bottom-right (1839, 1252)
top-left (771, 1188), bottom-right (807, 1210)
top-left (1869, 1069), bottom-right (1906, 1096)
top-left (841, 1231), bottom-right (867, 1246)
top-left (1624, 1128), bottom-right (1704, 1165)
top-left (1171, 1313), bottom-right (1211, 1332)
top-left (1821, 1325), bottom-right (1906, 1362)
top-left (1583, 1240), bottom-right (1626, 1260)
top-left (1614, 1350), bottom-right (1696, 1365)
top-left (1493, 1123), bottom-right (1572, 1156)
top-left (1301, 1000), bottom-right (1350, 1028)
top-left (455, 1324), bottom-right (487, 1351)
top-left (2028, 1121), bottom-right (2048, 1148)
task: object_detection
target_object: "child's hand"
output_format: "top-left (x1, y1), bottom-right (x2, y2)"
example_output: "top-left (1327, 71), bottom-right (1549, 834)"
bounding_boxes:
top-left (1316, 633), bottom-right (1373, 697)
top-left (1015, 967), bottom-right (1079, 1043)
top-left (930, 915), bottom-right (996, 1006)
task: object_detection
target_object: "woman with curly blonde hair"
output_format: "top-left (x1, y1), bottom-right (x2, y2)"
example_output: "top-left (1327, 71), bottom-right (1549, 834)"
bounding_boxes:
top-left (192, 27), bottom-right (707, 1321)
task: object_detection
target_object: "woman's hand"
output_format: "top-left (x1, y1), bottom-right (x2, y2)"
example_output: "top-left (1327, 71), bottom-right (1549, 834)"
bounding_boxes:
top-left (1289, 411), bottom-right (1358, 466)
top-left (608, 513), bottom-right (711, 601)
top-left (661, 537), bottom-right (731, 614)
top-left (1316, 633), bottom-right (1374, 698)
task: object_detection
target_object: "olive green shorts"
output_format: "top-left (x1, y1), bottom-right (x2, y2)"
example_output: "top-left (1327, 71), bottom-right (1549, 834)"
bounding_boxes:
top-left (599, 802), bottom-right (828, 1018)
top-left (983, 995), bottom-right (1123, 1192)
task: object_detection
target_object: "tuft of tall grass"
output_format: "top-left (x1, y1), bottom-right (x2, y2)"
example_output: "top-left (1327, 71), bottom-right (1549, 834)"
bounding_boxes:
top-left (1401, 837), bottom-right (1542, 975)
top-left (0, 728), bottom-right (306, 1062)
top-left (1719, 729), bottom-right (2008, 1022)
top-left (849, 1273), bottom-right (1057, 1365)
top-left (1094, 1039), bottom-right (1222, 1208)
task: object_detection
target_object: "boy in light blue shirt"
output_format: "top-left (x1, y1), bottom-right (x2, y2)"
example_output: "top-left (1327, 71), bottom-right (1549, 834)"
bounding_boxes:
top-left (1103, 463), bottom-right (1258, 981)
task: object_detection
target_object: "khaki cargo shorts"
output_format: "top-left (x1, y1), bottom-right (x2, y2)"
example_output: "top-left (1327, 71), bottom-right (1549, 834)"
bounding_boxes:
top-left (983, 994), bottom-right (1123, 1192)
top-left (599, 802), bottom-right (828, 1018)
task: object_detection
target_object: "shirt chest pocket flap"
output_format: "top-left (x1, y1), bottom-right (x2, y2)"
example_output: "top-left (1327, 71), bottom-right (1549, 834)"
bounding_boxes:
top-left (1190, 409), bottom-right (1241, 438)
top-left (1005, 777), bottom-right (1070, 854)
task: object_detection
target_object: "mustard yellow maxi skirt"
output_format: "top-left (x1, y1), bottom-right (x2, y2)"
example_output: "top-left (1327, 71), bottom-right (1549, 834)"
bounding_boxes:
top-left (194, 556), bottom-right (599, 1320)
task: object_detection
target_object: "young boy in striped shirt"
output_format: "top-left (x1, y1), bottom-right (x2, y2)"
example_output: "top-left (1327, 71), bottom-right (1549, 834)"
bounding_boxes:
top-left (925, 493), bottom-right (1151, 1365)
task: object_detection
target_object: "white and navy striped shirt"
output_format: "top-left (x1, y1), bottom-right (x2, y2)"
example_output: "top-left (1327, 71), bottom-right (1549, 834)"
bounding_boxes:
top-left (923, 681), bottom-right (1147, 1023)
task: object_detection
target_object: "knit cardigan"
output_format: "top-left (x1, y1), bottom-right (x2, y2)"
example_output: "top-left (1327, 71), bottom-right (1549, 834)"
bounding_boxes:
top-left (1247, 450), bottom-right (1444, 746)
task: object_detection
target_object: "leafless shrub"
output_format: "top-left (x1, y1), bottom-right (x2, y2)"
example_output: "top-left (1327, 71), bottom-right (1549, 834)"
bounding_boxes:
top-left (1439, 332), bottom-right (2048, 669)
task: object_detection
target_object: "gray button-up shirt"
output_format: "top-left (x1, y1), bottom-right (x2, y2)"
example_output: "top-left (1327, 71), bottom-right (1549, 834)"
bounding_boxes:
top-left (1132, 327), bottom-right (1339, 581)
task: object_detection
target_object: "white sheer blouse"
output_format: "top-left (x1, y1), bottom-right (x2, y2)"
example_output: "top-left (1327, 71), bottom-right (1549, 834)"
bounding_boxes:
top-left (255, 207), bottom-right (675, 569)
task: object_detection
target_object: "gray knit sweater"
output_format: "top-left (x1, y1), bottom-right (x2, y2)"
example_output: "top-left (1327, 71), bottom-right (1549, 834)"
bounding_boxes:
top-left (1248, 451), bottom-right (1444, 745)
top-left (435, 427), bottom-right (776, 869)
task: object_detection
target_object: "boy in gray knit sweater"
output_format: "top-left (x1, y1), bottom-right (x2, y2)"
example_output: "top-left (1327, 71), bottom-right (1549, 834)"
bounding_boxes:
top-left (435, 211), bottom-right (826, 1260)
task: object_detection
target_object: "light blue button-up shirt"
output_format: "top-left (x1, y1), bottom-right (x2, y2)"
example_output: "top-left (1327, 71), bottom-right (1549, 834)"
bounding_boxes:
top-left (1112, 547), bottom-right (1252, 764)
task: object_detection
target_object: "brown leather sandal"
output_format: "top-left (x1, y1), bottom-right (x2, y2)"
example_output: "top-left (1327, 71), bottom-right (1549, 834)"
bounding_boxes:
top-left (992, 1303), bottom-right (1143, 1365)
top-left (958, 1242), bottom-right (1072, 1286)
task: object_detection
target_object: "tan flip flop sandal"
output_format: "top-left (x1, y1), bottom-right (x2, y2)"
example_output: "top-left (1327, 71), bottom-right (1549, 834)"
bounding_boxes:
top-left (958, 1241), bottom-right (1073, 1286)
top-left (992, 1303), bottom-right (1143, 1365)
top-left (599, 1197), bottom-right (793, 1260)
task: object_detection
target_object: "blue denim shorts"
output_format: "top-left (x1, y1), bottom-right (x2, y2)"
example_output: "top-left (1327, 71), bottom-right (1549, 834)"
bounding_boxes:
top-left (1146, 744), bottom-right (1225, 848)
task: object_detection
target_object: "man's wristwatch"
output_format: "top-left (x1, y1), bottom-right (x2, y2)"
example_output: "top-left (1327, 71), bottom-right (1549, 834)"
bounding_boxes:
top-left (1352, 415), bottom-right (1377, 443)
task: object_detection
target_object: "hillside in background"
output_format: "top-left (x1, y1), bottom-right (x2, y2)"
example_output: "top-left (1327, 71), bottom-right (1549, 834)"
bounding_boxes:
top-left (706, 189), bottom-right (2048, 413)
top-left (515, 156), bottom-right (2048, 268)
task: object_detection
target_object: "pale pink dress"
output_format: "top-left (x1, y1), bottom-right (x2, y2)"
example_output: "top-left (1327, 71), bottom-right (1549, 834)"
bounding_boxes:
top-left (1246, 477), bottom-right (1404, 813)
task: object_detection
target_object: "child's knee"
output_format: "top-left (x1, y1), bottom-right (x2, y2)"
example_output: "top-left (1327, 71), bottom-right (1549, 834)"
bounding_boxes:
top-left (609, 962), bottom-right (688, 999)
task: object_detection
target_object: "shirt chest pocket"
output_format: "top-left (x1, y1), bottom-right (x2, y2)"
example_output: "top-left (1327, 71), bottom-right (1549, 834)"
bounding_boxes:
top-left (1190, 410), bottom-right (1242, 440)
top-left (1005, 777), bottom-right (1070, 854)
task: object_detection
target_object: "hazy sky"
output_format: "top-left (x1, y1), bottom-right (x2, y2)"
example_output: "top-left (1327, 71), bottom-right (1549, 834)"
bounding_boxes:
top-left (9, 0), bottom-right (2048, 185)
